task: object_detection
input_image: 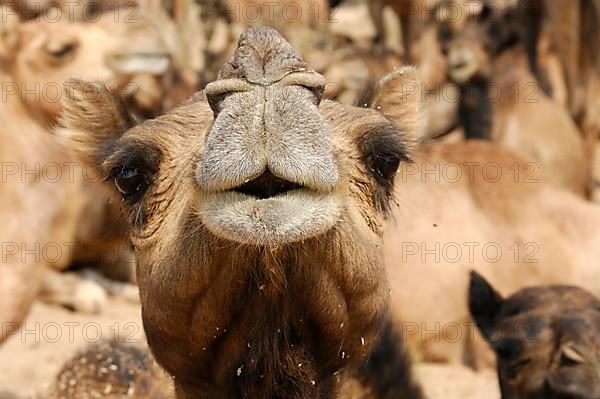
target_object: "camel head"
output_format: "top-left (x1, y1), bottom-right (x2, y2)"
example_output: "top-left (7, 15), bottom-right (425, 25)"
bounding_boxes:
top-left (58, 26), bottom-right (424, 397)
top-left (470, 271), bottom-right (600, 399)
top-left (0, 5), bottom-right (181, 122)
top-left (435, 0), bottom-right (520, 84)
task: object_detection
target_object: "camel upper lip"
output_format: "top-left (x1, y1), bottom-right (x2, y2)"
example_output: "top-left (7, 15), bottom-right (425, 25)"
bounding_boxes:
top-left (233, 170), bottom-right (303, 200)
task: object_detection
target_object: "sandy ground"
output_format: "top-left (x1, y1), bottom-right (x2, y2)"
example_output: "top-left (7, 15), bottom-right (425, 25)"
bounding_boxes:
top-left (0, 298), bottom-right (500, 399)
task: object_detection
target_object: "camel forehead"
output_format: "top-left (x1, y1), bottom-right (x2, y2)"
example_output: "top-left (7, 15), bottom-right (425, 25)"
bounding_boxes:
top-left (494, 286), bottom-right (600, 339)
top-left (502, 286), bottom-right (600, 316)
top-left (218, 27), bottom-right (310, 84)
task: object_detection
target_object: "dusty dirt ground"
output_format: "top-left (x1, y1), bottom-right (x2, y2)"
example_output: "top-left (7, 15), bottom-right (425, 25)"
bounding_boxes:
top-left (0, 298), bottom-right (499, 399)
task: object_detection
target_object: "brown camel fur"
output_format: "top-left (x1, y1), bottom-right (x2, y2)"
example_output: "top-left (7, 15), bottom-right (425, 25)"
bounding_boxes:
top-left (46, 321), bottom-right (423, 399)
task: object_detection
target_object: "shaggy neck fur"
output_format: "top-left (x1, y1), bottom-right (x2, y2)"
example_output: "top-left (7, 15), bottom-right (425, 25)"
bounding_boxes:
top-left (459, 44), bottom-right (531, 140)
top-left (138, 209), bottom-right (388, 399)
top-left (459, 78), bottom-right (492, 140)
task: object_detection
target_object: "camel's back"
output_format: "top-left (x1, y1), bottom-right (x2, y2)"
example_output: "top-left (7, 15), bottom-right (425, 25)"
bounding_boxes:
top-left (384, 140), bottom-right (600, 365)
top-left (0, 74), bottom-right (67, 343)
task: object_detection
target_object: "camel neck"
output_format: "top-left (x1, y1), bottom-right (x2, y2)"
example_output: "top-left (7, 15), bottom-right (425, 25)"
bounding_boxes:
top-left (458, 79), bottom-right (492, 140)
top-left (142, 224), bottom-right (388, 398)
top-left (458, 45), bottom-right (533, 139)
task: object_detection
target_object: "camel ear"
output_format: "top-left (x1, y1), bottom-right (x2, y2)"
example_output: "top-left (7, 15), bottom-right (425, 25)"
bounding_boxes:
top-left (0, 5), bottom-right (21, 60)
top-left (468, 271), bottom-right (504, 341)
top-left (369, 66), bottom-right (426, 143)
top-left (56, 79), bottom-right (136, 163)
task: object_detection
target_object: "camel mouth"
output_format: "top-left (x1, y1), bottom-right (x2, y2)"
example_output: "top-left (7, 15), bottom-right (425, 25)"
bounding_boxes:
top-left (233, 170), bottom-right (303, 200)
top-left (448, 51), bottom-right (479, 84)
top-left (449, 63), bottom-right (478, 84)
top-left (197, 177), bottom-right (341, 246)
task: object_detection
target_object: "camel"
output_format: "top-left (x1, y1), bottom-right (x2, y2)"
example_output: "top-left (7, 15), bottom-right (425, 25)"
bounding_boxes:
top-left (2, 2), bottom-right (200, 122)
top-left (435, 0), bottom-right (588, 195)
top-left (0, 69), bottom-right (62, 344)
top-left (498, 0), bottom-right (600, 199)
top-left (57, 27), bottom-right (424, 398)
top-left (515, 0), bottom-right (599, 116)
top-left (0, 59), bottom-right (121, 337)
top-left (384, 139), bottom-right (600, 368)
top-left (470, 271), bottom-right (600, 398)
top-left (0, 2), bottom-right (201, 342)
top-left (367, 0), bottom-right (458, 139)
top-left (462, 0), bottom-right (599, 152)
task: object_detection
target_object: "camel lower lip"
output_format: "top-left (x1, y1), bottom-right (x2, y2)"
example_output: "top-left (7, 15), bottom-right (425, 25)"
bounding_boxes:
top-left (197, 189), bottom-right (341, 246)
top-left (449, 64), bottom-right (478, 84)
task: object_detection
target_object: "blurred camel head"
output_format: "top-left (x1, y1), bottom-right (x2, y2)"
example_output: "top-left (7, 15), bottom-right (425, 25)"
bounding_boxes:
top-left (435, 0), bottom-right (519, 84)
top-left (0, 1), bottom-right (200, 121)
top-left (470, 271), bottom-right (600, 399)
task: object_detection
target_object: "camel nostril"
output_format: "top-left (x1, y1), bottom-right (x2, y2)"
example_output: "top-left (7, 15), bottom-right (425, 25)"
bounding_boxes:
top-left (233, 170), bottom-right (302, 200)
top-left (205, 78), bottom-right (253, 115)
top-left (278, 71), bottom-right (327, 106)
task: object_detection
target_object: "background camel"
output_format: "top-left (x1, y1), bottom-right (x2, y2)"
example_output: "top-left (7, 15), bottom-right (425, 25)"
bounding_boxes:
top-left (473, 0), bottom-right (600, 199)
top-left (2, 2), bottom-right (201, 121)
top-left (368, 0), bottom-right (459, 139)
top-left (384, 139), bottom-right (600, 368)
top-left (367, 0), bottom-right (598, 194)
top-left (435, 0), bottom-right (588, 195)
top-left (470, 271), bottom-right (600, 398)
top-left (57, 27), bottom-right (424, 398)
top-left (0, 1), bottom-right (201, 341)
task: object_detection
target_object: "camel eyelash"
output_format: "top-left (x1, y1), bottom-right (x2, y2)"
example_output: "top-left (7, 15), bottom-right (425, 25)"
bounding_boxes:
top-left (103, 140), bottom-right (163, 179)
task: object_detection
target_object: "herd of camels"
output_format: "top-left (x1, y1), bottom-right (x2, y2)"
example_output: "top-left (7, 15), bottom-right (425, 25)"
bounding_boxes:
top-left (1, 0), bottom-right (600, 398)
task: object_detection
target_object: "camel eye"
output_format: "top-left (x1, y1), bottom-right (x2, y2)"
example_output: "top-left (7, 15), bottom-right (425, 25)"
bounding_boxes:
top-left (437, 24), bottom-right (453, 43)
top-left (372, 154), bottom-right (401, 183)
top-left (47, 42), bottom-right (78, 61)
top-left (479, 5), bottom-right (494, 21)
top-left (359, 124), bottom-right (409, 188)
top-left (113, 167), bottom-right (149, 201)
